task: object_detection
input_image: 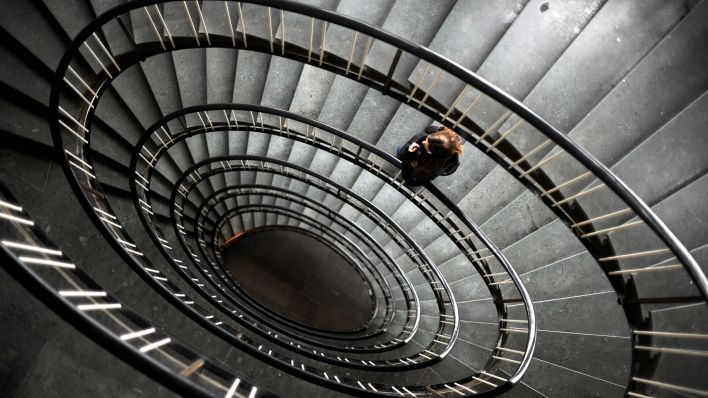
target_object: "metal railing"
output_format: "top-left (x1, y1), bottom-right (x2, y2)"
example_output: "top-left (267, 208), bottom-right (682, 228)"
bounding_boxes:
top-left (193, 188), bottom-right (398, 339)
top-left (132, 104), bottom-right (535, 369)
top-left (46, 1), bottom-right (535, 395)
top-left (131, 105), bottom-right (519, 349)
top-left (43, 0), bottom-right (707, 397)
top-left (0, 183), bottom-right (270, 398)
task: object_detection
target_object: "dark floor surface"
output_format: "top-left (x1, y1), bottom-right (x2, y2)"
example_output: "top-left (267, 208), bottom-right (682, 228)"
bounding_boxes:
top-left (223, 229), bottom-right (375, 332)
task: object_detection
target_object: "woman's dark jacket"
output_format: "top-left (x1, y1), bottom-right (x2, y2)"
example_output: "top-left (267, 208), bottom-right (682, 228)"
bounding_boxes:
top-left (396, 125), bottom-right (460, 186)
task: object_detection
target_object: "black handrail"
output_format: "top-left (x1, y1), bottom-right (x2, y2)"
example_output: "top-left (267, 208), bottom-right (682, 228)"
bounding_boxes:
top-left (131, 106), bottom-right (490, 345)
top-left (131, 103), bottom-right (531, 345)
top-left (45, 7), bottom-right (541, 394)
top-left (234, 0), bottom-right (706, 299)
top-left (0, 183), bottom-right (271, 398)
top-left (50, 50), bottom-right (534, 393)
top-left (55, 0), bottom-right (705, 392)
top-left (193, 188), bottom-right (395, 337)
top-left (182, 197), bottom-right (398, 344)
top-left (139, 149), bottom-right (423, 351)
top-left (169, 159), bottom-right (461, 366)
top-left (34, 0), bottom-right (705, 394)
top-left (193, 183), bottom-right (438, 352)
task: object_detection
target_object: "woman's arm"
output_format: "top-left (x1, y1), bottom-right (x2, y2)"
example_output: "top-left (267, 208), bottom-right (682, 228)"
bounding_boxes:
top-left (396, 133), bottom-right (426, 162)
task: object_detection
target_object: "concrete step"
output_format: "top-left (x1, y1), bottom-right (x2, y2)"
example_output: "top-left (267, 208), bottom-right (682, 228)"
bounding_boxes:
top-left (503, 336), bottom-right (627, 397)
top-left (500, 0), bottom-right (700, 158)
top-left (410, 209), bottom-right (632, 396)
top-left (171, 47), bottom-right (210, 165)
top-left (206, 49), bottom-right (237, 104)
top-left (540, 0), bottom-right (708, 188)
top-left (0, 0), bottom-right (70, 71)
top-left (276, 0), bottom-right (339, 51)
top-left (0, 46), bottom-right (55, 145)
top-left (271, 1), bottom-right (369, 194)
top-left (320, 89), bottom-right (399, 218)
top-left (230, 51), bottom-right (271, 216)
top-left (0, 42), bottom-right (53, 107)
top-left (250, 56), bottom-right (303, 160)
top-left (0, 97), bottom-right (53, 146)
top-left (140, 52), bottom-right (185, 115)
top-left (93, 87), bottom-right (148, 145)
top-left (0, 264), bottom-right (179, 398)
top-left (407, 0), bottom-right (528, 106)
top-left (365, 0), bottom-right (455, 83)
top-left (645, 300), bottom-right (708, 394)
top-left (427, 0), bottom-right (607, 204)
top-left (478, 0), bottom-right (606, 97)
top-left (118, 6), bottom-right (209, 193)
top-left (478, 190), bottom-right (556, 250)
top-left (557, 90), bottom-right (708, 231)
top-left (296, 75), bottom-right (370, 202)
top-left (236, 1), bottom-right (337, 177)
top-left (199, 0), bottom-right (237, 39)
top-left (387, 184), bottom-right (559, 275)
top-left (266, 65), bottom-right (334, 162)
top-left (285, 0), bottom-right (399, 206)
top-left (43, 0), bottom-right (96, 41)
top-left (110, 64), bottom-right (164, 131)
top-left (87, 0), bottom-right (124, 16)
top-left (611, 173), bottom-right (708, 295)
top-left (324, 0), bottom-right (394, 62)
top-left (456, 166), bottom-right (527, 226)
top-left (336, 103), bottom-right (431, 221)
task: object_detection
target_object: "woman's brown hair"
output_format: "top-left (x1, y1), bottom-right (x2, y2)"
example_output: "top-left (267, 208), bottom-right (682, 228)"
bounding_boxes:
top-left (427, 127), bottom-right (464, 156)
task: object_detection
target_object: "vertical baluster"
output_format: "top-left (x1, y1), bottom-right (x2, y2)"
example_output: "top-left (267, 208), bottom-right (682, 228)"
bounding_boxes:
top-left (144, 7), bottom-right (166, 50)
top-left (224, 2), bottom-right (236, 46)
top-left (194, 0), bottom-right (211, 45)
top-left (153, 5), bottom-right (175, 48)
top-left (182, 1), bottom-right (200, 46)
top-left (280, 10), bottom-right (285, 55)
top-left (236, 2), bottom-right (247, 47)
top-left (346, 31), bottom-right (358, 75)
top-left (266, 7), bottom-right (273, 52)
top-left (319, 21), bottom-right (328, 66)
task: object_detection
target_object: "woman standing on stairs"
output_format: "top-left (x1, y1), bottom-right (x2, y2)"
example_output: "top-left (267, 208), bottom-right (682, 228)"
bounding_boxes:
top-left (396, 125), bottom-right (464, 186)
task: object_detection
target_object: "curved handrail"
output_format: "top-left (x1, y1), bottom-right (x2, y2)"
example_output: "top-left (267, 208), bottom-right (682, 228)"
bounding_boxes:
top-left (33, 2), bottom-right (706, 394)
top-left (46, 8), bottom-right (540, 391)
top-left (171, 156), bottom-right (457, 362)
top-left (194, 187), bottom-right (396, 336)
top-left (131, 104), bottom-right (523, 348)
top-left (188, 195), bottom-right (397, 343)
top-left (142, 143), bottom-right (422, 351)
top-left (0, 184), bottom-right (270, 398)
top-left (45, 0), bottom-right (708, 394)
top-left (245, 0), bottom-right (705, 301)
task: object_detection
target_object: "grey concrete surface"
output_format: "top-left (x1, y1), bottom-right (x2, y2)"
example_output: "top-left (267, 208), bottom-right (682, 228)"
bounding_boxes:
top-left (2, 0), bottom-right (708, 397)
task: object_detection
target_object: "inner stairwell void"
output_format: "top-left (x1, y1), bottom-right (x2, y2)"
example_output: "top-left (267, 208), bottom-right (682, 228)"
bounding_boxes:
top-left (1, 1), bottom-right (707, 397)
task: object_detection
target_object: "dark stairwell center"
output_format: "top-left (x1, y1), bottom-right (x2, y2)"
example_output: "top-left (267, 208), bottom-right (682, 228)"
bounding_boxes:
top-left (222, 229), bottom-right (375, 331)
top-left (0, 1), bottom-right (707, 397)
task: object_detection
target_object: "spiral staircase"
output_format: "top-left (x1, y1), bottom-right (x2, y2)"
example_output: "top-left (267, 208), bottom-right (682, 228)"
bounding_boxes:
top-left (1, 1), bottom-right (707, 397)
